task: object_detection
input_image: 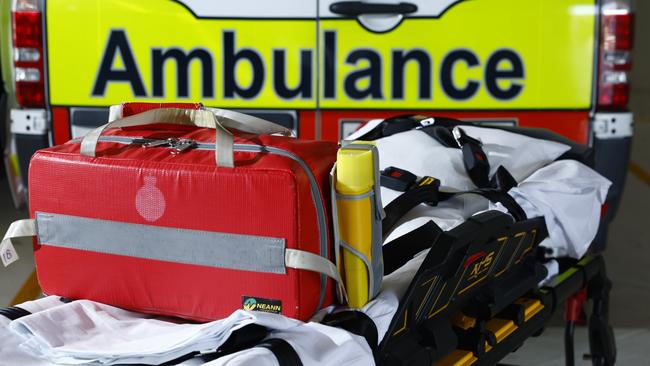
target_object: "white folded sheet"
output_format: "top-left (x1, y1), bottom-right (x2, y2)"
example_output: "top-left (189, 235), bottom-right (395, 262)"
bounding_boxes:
top-left (3, 297), bottom-right (372, 366)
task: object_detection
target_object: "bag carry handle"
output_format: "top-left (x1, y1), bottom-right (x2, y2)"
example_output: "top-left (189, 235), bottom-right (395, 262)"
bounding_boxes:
top-left (80, 108), bottom-right (293, 168)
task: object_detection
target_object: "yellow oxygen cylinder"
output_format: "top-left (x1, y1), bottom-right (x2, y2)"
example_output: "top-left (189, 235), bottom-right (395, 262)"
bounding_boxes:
top-left (335, 141), bottom-right (380, 308)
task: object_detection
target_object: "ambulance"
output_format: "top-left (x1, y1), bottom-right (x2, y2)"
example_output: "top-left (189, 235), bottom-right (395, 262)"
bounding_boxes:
top-left (1, 0), bottom-right (635, 250)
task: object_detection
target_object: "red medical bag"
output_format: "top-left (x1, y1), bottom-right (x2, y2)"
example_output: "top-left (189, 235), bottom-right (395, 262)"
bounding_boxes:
top-left (29, 105), bottom-right (339, 321)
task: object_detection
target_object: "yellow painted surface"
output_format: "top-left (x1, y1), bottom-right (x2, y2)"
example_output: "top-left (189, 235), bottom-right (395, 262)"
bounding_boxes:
top-left (436, 349), bottom-right (477, 366)
top-left (47, 0), bottom-right (596, 110)
top-left (336, 143), bottom-right (376, 307)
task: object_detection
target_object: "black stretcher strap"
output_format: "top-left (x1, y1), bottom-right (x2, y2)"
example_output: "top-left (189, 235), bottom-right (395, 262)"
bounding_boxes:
top-left (0, 306), bottom-right (31, 320)
top-left (421, 124), bottom-right (492, 189)
top-left (160, 324), bottom-right (269, 365)
top-left (383, 221), bottom-right (442, 276)
top-left (258, 338), bottom-right (303, 366)
top-left (490, 165), bottom-right (518, 192)
top-left (355, 114), bottom-right (474, 141)
top-left (382, 184), bottom-right (439, 238)
top-left (218, 324), bottom-right (269, 354)
top-left (381, 166), bottom-right (526, 274)
top-left (322, 310), bottom-right (379, 353)
top-left (439, 189), bottom-right (527, 222)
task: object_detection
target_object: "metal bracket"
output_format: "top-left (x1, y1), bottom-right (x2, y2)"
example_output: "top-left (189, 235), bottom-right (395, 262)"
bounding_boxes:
top-left (10, 109), bottom-right (48, 135)
top-left (592, 112), bottom-right (633, 139)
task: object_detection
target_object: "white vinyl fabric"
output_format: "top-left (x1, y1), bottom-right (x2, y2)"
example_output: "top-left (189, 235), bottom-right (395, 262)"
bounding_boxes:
top-left (488, 159), bottom-right (611, 258)
top-left (352, 123), bottom-right (610, 259)
top-left (382, 159), bottom-right (611, 259)
top-left (2, 297), bottom-right (372, 366)
top-left (351, 122), bottom-right (571, 193)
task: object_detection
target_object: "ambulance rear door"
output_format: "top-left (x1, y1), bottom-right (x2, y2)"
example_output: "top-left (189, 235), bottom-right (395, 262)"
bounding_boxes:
top-left (316, 0), bottom-right (598, 143)
top-left (45, 0), bottom-right (319, 140)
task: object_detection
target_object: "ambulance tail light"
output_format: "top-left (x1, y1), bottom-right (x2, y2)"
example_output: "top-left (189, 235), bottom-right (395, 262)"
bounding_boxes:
top-left (12, 0), bottom-right (45, 108)
top-left (597, 0), bottom-right (634, 111)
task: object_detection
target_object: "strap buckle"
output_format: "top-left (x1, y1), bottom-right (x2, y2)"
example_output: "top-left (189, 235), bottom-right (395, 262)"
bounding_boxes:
top-left (452, 126), bottom-right (482, 148)
top-left (381, 166), bottom-right (417, 192)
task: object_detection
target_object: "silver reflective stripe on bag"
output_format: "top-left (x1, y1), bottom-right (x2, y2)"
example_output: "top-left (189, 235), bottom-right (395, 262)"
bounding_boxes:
top-left (36, 212), bottom-right (288, 274)
top-left (32, 212), bottom-right (343, 294)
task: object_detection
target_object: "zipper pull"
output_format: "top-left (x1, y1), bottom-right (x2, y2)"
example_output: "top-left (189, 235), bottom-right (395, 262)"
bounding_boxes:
top-left (170, 139), bottom-right (197, 154)
top-left (143, 138), bottom-right (178, 148)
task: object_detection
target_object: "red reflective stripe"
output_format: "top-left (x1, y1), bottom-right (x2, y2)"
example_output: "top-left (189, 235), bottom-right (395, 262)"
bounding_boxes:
top-left (51, 107), bottom-right (71, 145)
top-left (320, 111), bottom-right (590, 144)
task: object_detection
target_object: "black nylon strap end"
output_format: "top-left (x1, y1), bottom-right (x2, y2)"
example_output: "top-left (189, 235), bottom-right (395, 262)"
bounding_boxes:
top-left (258, 338), bottom-right (303, 366)
top-left (322, 310), bottom-right (379, 353)
top-left (0, 306), bottom-right (31, 321)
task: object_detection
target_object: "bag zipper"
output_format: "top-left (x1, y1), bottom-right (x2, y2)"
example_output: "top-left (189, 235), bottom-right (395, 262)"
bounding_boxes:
top-left (68, 134), bottom-right (331, 311)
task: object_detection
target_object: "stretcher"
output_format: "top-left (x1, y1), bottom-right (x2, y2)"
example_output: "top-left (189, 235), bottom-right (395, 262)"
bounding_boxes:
top-left (0, 120), bottom-right (615, 366)
top-left (331, 123), bottom-right (616, 366)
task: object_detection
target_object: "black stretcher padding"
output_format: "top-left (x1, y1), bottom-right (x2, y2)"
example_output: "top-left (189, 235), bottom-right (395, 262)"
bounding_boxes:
top-left (0, 306), bottom-right (31, 321)
top-left (258, 338), bottom-right (303, 366)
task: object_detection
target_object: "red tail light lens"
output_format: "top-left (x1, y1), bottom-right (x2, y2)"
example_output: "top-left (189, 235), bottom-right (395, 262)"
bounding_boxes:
top-left (12, 0), bottom-right (45, 108)
top-left (12, 11), bottom-right (42, 48)
top-left (597, 1), bottom-right (634, 111)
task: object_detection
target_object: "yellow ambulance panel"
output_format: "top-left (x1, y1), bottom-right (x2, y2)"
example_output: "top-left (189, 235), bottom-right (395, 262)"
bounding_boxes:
top-left (46, 0), bottom-right (597, 110)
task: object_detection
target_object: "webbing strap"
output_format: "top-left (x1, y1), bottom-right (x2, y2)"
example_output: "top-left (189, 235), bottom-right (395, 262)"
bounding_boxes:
top-left (382, 221), bottom-right (442, 276)
top-left (0, 219), bottom-right (35, 267)
top-left (382, 185), bottom-right (439, 239)
top-left (0, 306), bottom-right (31, 320)
top-left (439, 189), bottom-right (527, 221)
top-left (80, 108), bottom-right (292, 167)
top-left (258, 338), bottom-right (303, 366)
top-left (285, 249), bottom-right (348, 303)
top-left (322, 310), bottom-right (379, 352)
top-left (421, 125), bottom-right (491, 189)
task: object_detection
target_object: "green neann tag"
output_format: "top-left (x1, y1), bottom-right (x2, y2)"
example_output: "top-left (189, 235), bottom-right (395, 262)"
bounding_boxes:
top-left (242, 296), bottom-right (282, 314)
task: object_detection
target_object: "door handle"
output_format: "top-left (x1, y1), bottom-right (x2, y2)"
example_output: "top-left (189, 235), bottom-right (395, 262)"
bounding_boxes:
top-left (329, 1), bottom-right (418, 16)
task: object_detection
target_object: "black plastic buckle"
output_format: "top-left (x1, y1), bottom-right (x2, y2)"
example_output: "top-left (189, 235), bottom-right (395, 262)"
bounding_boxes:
top-left (452, 127), bottom-right (491, 188)
top-left (381, 166), bottom-right (418, 192)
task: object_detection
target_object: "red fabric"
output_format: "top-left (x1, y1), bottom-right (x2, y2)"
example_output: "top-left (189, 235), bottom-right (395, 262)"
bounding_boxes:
top-left (51, 107), bottom-right (71, 145)
top-left (29, 127), bottom-right (337, 321)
